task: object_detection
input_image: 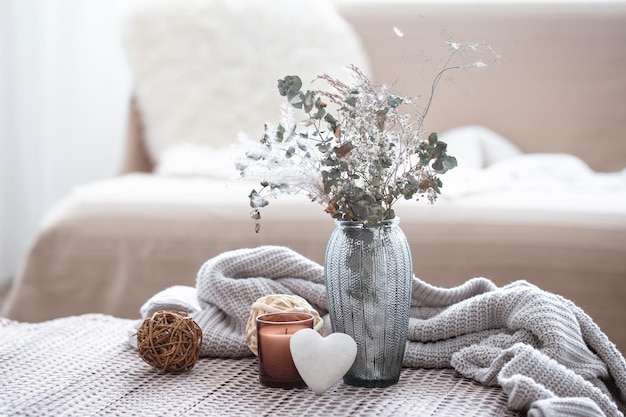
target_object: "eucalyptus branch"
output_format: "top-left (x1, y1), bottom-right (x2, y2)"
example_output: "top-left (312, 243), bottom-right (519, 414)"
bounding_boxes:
top-left (417, 64), bottom-right (462, 134)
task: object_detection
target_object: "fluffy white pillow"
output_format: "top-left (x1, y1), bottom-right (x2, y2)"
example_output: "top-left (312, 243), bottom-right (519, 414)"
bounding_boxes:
top-left (122, 0), bottom-right (371, 165)
top-left (439, 125), bottom-right (522, 169)
top-left (155, 143), bottom-right (238, 178)
top-left (486, 153), bottom-right (594, 182)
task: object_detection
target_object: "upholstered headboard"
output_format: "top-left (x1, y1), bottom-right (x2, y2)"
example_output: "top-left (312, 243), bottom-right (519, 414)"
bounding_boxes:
top-left (337, 1), bottom-right (626, 172)
top-left (122, 1), bottom-right (626, 174)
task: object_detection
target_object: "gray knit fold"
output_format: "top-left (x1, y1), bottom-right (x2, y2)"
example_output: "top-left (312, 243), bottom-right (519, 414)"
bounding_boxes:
top-left (133, 245), bottom-right (626, 417)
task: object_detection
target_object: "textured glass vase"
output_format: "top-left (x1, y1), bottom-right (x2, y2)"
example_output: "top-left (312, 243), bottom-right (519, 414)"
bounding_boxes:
top-left (324, 218), bottom-right (413, 388)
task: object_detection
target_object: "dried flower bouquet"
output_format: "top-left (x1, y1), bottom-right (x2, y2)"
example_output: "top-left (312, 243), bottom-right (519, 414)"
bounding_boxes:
top-left (237, 42), bottom-right (496, 231)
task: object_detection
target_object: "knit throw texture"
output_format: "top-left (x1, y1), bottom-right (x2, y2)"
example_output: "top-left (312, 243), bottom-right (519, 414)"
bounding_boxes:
top-left (131, 246), bottom-right (626, 417)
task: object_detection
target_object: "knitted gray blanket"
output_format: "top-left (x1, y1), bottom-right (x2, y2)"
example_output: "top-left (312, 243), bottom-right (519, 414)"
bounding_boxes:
top-left (132, 246), bottom-right (626, 417)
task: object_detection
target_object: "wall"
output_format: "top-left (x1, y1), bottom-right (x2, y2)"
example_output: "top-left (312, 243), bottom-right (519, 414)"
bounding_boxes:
top-left (0, 0), bottom-right (136, 285)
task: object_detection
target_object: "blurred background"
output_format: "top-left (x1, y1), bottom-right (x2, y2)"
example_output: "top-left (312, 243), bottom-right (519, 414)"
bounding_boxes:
top-left (2, 0), bottom-right (626, 300)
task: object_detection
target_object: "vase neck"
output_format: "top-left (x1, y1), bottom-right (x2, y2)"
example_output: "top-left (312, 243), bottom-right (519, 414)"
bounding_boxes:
top-left (334, 218), bottom-right (400, 230)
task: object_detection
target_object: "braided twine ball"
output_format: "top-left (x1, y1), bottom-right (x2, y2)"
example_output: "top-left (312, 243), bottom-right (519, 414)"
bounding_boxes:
top-left (136, 310), bottom-right (203, 373)
top-left (245, 294), bottom-right (324, 355)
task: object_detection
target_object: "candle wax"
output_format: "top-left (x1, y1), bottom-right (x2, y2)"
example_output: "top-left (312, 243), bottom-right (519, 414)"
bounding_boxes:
top-left (256, 312), bottom-right (314, 388)
top-left (258, 326), bottom-right (302, 381)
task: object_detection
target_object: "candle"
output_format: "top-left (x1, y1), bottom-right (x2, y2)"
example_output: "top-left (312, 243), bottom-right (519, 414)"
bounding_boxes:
top-left (256, 312), bottom-right (314, 388)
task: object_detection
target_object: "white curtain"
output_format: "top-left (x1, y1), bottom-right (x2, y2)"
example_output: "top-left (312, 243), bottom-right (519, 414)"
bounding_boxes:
top-left (0, 0), bottom-right (136, 285)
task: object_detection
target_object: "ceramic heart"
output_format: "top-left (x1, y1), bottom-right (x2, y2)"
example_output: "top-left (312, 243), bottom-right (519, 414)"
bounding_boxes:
top-left (290, 329), bottom-right (357, 395)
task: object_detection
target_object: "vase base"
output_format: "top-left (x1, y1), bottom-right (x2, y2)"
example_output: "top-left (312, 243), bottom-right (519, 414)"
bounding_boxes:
top-left (343, 375), bottom-right (399, 388)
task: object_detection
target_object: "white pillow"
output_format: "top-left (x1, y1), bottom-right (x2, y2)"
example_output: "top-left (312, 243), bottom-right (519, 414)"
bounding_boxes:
top-left (487, 153), bottom-right (593, 182)
top-left (122, 0), bottom-right (370, 165)
top-left (155, 143), bottom-right (238, 178)
top-left (438, 127), bottom-right (485, 169)
top-left (439, 125), bottom-right (522, 169)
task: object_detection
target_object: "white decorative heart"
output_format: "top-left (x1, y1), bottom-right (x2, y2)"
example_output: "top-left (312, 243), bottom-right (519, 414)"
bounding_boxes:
top-left (290, 329), bottom-right (357, 395)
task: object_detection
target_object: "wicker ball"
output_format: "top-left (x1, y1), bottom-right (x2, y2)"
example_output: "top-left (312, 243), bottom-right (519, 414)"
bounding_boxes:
top-left (136, 310), bottom-right (203, 373)
top-left (245, 294), bottom-right (324, 355)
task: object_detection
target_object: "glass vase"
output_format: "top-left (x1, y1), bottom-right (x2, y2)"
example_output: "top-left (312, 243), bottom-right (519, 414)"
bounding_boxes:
top-left (324, 218), bottom-right (413, 388)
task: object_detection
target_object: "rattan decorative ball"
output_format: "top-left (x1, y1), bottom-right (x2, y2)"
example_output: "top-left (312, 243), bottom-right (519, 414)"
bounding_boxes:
top-left (136, 310), bottom-right (203, 373)
top-left (245, 294), bottom-right (324, 355)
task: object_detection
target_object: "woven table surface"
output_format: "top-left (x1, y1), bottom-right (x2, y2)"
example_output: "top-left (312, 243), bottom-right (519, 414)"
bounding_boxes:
top-left (0, 314), bottom-right (520, 417)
